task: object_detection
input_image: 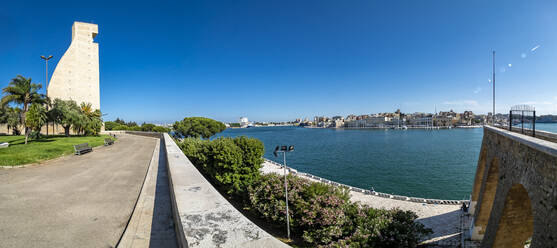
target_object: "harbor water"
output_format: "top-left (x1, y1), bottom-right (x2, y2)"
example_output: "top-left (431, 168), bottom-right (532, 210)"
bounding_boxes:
top-left (215, 123), bottom-right (557, 199)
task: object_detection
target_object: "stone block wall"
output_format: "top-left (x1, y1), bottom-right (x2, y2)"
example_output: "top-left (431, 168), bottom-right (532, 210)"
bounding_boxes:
top-left (469, 126), bottom-right (557, 248)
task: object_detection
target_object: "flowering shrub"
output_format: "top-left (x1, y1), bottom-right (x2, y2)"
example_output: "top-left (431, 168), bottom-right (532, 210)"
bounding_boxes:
top-left (249, 174), bottom-right (351, 245)
top-left (327, 204), bottom-right (432, 248)
top-left (248, 174), bottom-right (431, 247)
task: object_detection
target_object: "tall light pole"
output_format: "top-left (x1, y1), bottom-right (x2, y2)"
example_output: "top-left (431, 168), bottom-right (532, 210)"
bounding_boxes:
top-left (274, 145), bottom-right (294, 240)
top-left (41, 55), bottom-right (53, 135)
top-left (492, 51), bottom-right (495, 126)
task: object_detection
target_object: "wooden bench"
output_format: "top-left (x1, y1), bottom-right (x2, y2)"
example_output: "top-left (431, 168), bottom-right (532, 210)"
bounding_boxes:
top-left (74, 143), bottom-right (92, 155)
top-left (104, 138), bottom-right (114, 146)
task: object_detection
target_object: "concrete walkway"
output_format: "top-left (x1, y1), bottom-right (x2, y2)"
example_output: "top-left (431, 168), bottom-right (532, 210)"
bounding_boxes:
top-left (0, 134), bottom-right (157, 248)
top-left (118, 139), bottom-right (177, 248)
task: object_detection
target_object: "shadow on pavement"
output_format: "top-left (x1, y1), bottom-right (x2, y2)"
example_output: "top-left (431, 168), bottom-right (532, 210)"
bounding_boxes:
top-left (149, 139), bottom-right (178, 248)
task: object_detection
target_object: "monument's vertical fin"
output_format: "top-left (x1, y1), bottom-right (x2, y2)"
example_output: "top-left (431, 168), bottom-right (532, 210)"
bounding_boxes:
top-left (48, 21), bottom-right (100, 110)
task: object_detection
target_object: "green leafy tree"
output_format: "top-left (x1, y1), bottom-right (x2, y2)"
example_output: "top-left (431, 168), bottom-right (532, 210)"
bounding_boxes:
top-left (50, 99), bottom-right (80, 136)
top-left (1, 75), bottom-right (46, 144)
top-left (25, 103), bottom-right (47, 140)
top-left (126, 121), bottom-right (138, 127)
top-left (141, 123), bottom-right (156, 132)
top-left (104, 121), bottom-right (117, 130)
top-left (229, 123), bottom-right (241, 128)
top-left (0, 106), bottom-right (20, 134)
top-left (6, 107), bottom-right (22, 135)
top-left (114, 124), bottom-right (129, 130)
top-left (233, 136), bottom-right (264, 170)
top-left (114, 118), bottom-right (126, 125)
top-left (44, 96), bottom-right (53, 135)
top-left (152, 126), bottom-right (171, 133)
top-left (0, 106), bottom-right (7, 125)
top-left (180, 136), bottom-right (264, 197)
top-left (173, 117), bottom-right (226, 139)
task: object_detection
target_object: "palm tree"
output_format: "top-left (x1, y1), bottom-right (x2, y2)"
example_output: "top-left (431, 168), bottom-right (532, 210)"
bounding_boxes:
top-left (78, 102), bottom-right (102, 136)
top-left (1, 75), bottom-right (46, 144)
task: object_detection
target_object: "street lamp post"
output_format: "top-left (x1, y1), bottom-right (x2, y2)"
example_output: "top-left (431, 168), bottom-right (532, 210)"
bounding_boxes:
top-left (492, 51), bottom-right (495, 126)
top-left (274, 145), bottom-right (294, 240)
top-left (41, 55), bottom-right (53, 135)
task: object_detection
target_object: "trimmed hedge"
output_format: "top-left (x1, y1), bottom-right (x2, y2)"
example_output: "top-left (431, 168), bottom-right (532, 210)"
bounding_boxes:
top-left (179, 136), bottom-right (264, 196)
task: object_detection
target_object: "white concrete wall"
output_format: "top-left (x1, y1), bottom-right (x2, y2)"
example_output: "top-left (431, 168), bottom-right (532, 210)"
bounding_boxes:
top-left (162, 133), bottom-right (289, 248)
top-left (48, 21), bottom-right (100, 110)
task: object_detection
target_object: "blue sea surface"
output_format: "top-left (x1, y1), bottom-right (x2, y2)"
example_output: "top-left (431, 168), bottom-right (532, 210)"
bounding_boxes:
top-left (215, 124), bottom-right (557, 199)
top-left (215, 126), bottom-right (481, 199)
top-left (535, 123), bottom-right (557, 133)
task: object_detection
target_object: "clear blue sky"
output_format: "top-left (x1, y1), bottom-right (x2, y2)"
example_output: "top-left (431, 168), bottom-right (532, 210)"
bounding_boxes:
top-left (1, 0), bottom-right (557, 123)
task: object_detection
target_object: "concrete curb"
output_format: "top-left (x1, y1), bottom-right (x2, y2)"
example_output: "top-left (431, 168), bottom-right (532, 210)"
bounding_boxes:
top-left (116, 138), bottom-right (160, 247)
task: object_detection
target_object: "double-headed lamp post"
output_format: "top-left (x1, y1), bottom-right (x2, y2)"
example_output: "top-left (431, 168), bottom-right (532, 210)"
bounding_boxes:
top-left (41, 55), bottom-right (53, 135)
top-left (274, 145), bottom-right (294, 240)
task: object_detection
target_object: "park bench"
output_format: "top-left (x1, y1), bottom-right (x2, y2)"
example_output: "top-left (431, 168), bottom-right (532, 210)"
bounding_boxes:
top-left (104, 138), bottom-right (114, 146)
top-left (74, 143), bottom-right (92, 155)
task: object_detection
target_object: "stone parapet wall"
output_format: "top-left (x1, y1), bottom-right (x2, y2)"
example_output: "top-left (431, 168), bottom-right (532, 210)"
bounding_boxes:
top-left (469, 126), bottom-right (557, 247)
top-left (496, 124), bottom-right (557, 143)
top-left (161, 133), bottom-right (289, 248)
top-left (0, 123), bottom-right (77, 136)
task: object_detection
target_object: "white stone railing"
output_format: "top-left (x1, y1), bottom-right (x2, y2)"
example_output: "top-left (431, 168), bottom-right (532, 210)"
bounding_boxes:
top-left (486, 126), bottom-right (557, 157)
top-left (264, 158), bottom-right (466, 205)
top-left (162, 134), bottom-right (288, 248)
top-left (494, 124), bottom-right (557, 143)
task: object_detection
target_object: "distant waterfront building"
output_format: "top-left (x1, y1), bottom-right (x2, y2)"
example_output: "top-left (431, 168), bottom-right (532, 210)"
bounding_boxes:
top-left (344, 116), bottom-right (389, 128)
top-left (240, 117), bottom-right (249, 128)
top-left (409, 116), bottom-right (433, 127)
top-left (304, 109), bottom-right (484, 130)
top-left (48, 21), bottom-right (100, 110)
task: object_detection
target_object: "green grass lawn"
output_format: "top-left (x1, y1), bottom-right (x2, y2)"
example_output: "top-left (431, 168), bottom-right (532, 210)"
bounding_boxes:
top-left (0, 135), bottom-right (114, 166)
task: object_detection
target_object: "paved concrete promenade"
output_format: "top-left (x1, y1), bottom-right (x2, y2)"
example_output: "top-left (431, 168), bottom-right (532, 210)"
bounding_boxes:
top-left (0, 134), bottom-right (157, 248)
top-left (118, 139), bottom-right (177, 248)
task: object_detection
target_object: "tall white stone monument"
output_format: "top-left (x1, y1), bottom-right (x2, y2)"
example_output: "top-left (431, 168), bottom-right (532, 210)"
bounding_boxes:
top-left (48, 21), bottom-right (100, 110)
